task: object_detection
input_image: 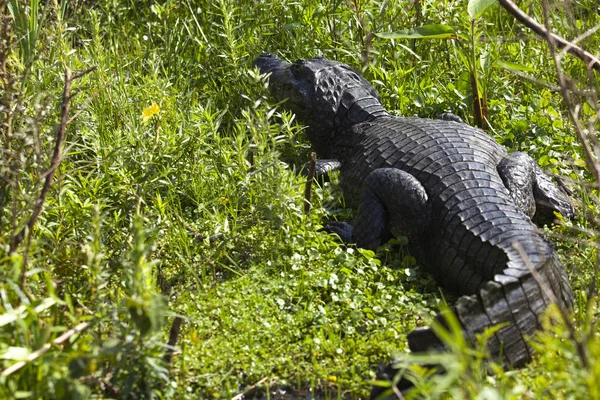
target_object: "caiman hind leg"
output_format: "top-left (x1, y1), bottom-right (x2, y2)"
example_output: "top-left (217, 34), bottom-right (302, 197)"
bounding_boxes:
top-left (327, 168), bottom-right (431, 249)
top-left (497, 152), bottom-right (574, 222)
top-left (352, 168), bottom-right (431, 250)
top-left (532, 162), bottom-right (575, 222)
top-left (497, 152), bottom-right (537, 217)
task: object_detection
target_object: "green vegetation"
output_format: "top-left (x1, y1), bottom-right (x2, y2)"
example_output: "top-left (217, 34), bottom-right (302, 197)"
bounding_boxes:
top-left (0, 0), bottom-right (598, 398)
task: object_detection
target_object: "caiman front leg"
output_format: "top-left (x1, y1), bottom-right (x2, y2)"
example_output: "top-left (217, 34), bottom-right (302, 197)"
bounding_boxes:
top-left (297, 159), bottom-right (341, 183)
top-left (497, 152), bottom-right (574, 222)
top-left (349, 168), bottom-right (431, 250)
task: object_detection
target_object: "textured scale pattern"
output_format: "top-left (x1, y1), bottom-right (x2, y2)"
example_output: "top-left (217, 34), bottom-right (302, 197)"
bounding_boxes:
top-left (253, 53), bottom-right (575, 374)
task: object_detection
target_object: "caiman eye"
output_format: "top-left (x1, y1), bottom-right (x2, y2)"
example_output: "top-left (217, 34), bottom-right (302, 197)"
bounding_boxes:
top-left (292, 59), bottom-right (306, 73)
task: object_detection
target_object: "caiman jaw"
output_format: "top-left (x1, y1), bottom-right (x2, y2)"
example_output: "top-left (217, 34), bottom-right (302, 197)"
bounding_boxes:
top-left (252, 53), bottom-right (298, 103)
top-left (252, 53), bottom-right (290, 80)
top-left (253, 53), bottom-right (280, 72)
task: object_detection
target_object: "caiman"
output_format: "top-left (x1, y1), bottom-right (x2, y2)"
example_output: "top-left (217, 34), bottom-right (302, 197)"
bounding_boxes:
top-left (253, 53), bottom-right (575, 382)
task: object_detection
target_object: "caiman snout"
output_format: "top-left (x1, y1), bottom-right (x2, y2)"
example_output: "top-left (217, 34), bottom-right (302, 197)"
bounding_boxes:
top-left (252, 53), bottom-right (285, 75)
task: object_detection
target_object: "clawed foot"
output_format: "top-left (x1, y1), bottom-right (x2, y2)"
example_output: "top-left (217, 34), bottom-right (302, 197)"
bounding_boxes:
top-left (370, 360), bottom-right (418, 400)
top-left (370, 356), bottom-right (445, 400)
top-left (407, 327), bottom-right (446, 353)
top-left (322, 221), bottom-right (354, 243)
top-left (296, 159), bottom-right (341, 183)
top-left (371, 325), bottom-right (450, 399)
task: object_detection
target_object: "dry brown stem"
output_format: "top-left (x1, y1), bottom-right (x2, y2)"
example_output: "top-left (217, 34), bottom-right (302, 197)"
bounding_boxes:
top-left (304, 151), bottom-right (317, 215)
top-left (9, 66), bottom-right (96, 259)
top-left (163, 316), bottom-right (184, 364)
top-left (231, 376), bottom-right (279, 400)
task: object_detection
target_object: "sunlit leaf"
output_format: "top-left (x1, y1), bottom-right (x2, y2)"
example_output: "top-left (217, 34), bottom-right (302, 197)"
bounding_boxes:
top-left (480, 50), bottom-right (491, 72)
top-left (0, 346), bottom-right (31, 361)
top-left (494, 60), bottom-right (537, 72)
top-left (468, 0), bottom-right (498, 19)
top-left (0, 298), bottom-right (56, 327)
top-left (376, 24), bottom-right (456, 40)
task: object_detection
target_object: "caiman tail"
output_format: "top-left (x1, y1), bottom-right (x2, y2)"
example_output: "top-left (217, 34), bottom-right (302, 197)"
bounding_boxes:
top-left (410, 251), bottom-right (574, 367)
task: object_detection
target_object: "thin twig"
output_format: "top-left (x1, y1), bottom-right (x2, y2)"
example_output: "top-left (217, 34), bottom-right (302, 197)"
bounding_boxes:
top-left (392, 382), bottom-right (406, 400)
top-left (304, 152), bottom-right (317, 215)
top-left (231, 376), bottom-right (279, 400)
top-left (497, 0), bottom-right (600, 72)
top-left (175, 213), bottom-right (224, 242)
top-left (499, 67), bottom-right (561, 91)
top-left (558, 24), bottom-right (600, 60)
top-left (39, 70), bottom-right (72, 180)
top-left (1, 322), bottom-right (89, 377)
top-left (10, 66), bottom-right (96, 257)
top-left (478, 34), bottom-right (540, 43)
top-left (67, 91), bottom-right (100, 125)
top-left (71, 66), bottom-right (97, 81)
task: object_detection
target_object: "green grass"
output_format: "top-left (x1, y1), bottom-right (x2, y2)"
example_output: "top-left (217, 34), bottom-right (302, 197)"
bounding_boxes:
top-left (0, 0), bottom-right (599, 398)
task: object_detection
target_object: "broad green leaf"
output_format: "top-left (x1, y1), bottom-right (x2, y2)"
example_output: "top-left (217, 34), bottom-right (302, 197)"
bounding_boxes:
top-left (494, 60), bottom-right (537, 72)
top-left (376, 24), bottom-right (456, 40)
top-left (583, 101), bottom-right (595, 116)
top-left (455, 70), bottom-right (472, 95)
top-left (468, 0), bottom-right (498, 19)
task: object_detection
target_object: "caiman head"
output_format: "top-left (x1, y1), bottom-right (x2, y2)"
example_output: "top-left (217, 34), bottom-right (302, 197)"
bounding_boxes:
top-left (253, 53), bottom-right (387, 155)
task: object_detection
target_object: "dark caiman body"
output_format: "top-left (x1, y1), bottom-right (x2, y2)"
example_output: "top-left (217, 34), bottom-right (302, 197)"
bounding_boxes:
top-left (253, 54), bottom-right (574, 371)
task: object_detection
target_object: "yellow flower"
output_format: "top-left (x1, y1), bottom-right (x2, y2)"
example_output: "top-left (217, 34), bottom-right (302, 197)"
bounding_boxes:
top-left (141, 103), bottom-right (160, 122)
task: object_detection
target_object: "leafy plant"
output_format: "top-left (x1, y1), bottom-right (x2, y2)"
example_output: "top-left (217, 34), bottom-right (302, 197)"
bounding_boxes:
top-left (0, 0), bottom-right (598, 399)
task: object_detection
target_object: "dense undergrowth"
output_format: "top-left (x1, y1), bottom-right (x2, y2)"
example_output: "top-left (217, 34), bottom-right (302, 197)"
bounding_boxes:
top-left (0, 0), bottom-right (599, 398)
